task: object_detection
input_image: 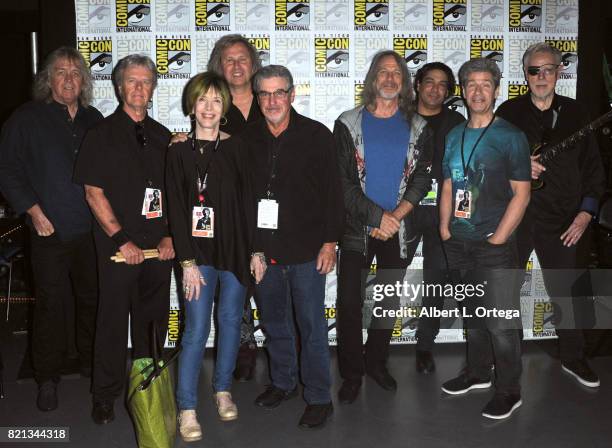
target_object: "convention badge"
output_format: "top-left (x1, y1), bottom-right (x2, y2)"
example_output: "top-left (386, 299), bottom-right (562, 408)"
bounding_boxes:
top-left (454, 189), bottom-right (471, 219)
top-left (143, 188), bottom-right (162, 219)
top-left (192, 206), bottom-right (214, 238)
top-left (420, 179), bottom-right (438, 206)
top-left (257, 199), bottom-right (279, 229)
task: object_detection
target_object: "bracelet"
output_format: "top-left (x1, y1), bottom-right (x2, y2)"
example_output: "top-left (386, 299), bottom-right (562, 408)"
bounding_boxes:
top-left (111, 229), bottom-right (130, 248)
top-left (180, 259), bottom-right (197, 268)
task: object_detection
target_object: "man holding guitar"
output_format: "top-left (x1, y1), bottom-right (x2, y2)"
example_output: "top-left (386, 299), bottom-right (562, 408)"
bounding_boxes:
top-left (497, 43), bottom-right (606, 389)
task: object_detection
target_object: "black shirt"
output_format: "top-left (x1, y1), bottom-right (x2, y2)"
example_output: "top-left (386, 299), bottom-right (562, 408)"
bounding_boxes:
top-left (220, 98), bottom-right (263, 136)
top-left (0, 100), bottom-right (103, 241)
top-left (74, 107), bottom-right (171, 248)
top-left (243, 108), bottom-right (344, 265)
top-left (166, 136), bottom-right (255, 286)
top-left (496, 94), bottom-right (606, 230)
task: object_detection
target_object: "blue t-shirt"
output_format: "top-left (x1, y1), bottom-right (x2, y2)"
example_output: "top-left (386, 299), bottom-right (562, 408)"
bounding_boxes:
top-left (363, 109), bottom-right (411, 211)
top-left (442, 117), bottom-right (531, 240)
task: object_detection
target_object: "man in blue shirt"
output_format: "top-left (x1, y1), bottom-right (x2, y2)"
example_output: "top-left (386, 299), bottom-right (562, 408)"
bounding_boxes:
top-left (334, 50), bottom-right (433, 404)
top-left (439, 58), bottom-right (531, 420)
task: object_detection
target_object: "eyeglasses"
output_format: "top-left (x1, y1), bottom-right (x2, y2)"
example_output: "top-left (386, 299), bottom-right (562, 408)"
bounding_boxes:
top-left (527, 64), bottom-right (560, 77)
top-left (135, 122), bottom-right (147, 147)
top-left (257, 88), bottom-right (292, 100)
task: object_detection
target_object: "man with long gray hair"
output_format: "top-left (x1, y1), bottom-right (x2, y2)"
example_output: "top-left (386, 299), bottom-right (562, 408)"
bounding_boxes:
top-left (0, 46), bottom-right (102, 412)
top-left (74, 54), bottom-right (175, 425)
top-left (333, 50), bottom-right (433, 404)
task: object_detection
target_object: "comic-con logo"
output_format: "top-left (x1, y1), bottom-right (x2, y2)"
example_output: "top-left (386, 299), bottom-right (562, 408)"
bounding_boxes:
top-left (354, 81), bottom-right (364, 107)
top-left (354, 0), bottom-right (389, 31)
top-left (78, 39), bottom-right (113, 80)
top-left (293, 83), bottom-right (311, 117)
top-left (314, 36), bottom-right (350, 78)
top-left (76, 0), bottom-right (112, 33)
top-left (236, 0), bottom-right (270, 31)
top-left (156, 0), bottom-right (190, 32)
top-left (532, 300), bottom-right (555, 337)
top-left (247, 35), bottom-right (271, 67)
top-left (115, 0), bottom-right (151, 32)
top-left (392, 0), bottom-right (428, 31)
top-left (445, 85), bottom-right (466, 117)
top-left (156, 37), bottom-right (192, 80)
top-left (545, 0), bottom-right (578, 34)
top-left (275, 0), bottom-right (310, 31)
top-left (546, 38), bottom-right (577, 79)
top-left (167, 309), bottom-right (182, 346)
top-left (314, 0), bottom-right (349, 31)
top-left (432, 0), bottom-right (466, 32)
top-left (276, 36), bottom-right (310, 77)
top-left (195, 0), bottom-right (231, 31)
top-left (471, 0), bottom-right (504, 32)
top-left (431, 35), bottom-right (466, 76)
top-left (470, 37), bottom-right (504, 75)
top-left (509, 0), bottom-right (542, 33)
top-left (507, 82), bottom-right (529, 100)
top-left (393, 35), bottom-right (427, 75)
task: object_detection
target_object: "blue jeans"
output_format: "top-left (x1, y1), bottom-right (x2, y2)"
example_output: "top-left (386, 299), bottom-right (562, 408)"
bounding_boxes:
top-left (176, 266), bottom-right (246, 410)
top-left (256, 260), bottom-right (331, 404)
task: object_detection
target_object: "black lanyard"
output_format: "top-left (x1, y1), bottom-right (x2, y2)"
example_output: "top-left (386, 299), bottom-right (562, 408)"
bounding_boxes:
top-left (460, 114), bottom-right (495, 186)
top-left (192, 133), bottom-right (221, 205)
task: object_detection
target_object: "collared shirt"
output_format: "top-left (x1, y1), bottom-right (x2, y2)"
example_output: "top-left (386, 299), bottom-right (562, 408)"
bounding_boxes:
top-left (0, 100), bottom-right (103, 241)
top-left (243, 108), bottom-right (344, 265)
top-left (221, 98), bottom-right (263, 136)
top-left (74, 107), bottom-right (171, 248)
top-left (496, 93), bottom-right (606, 229)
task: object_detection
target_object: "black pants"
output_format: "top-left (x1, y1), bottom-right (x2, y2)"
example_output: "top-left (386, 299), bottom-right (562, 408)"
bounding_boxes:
top-left (30, 231), bottom-right (98, 384)
top-left (516, 211), bottom-right (590, 362)
top-left (407, 206), bottom-right (453, 351)
top-left (92, 233), bottom-right (172, 402)
top-left (337, 235), bottom-right (409, 381)
top-left (444, 237), bottom-right (522, 394)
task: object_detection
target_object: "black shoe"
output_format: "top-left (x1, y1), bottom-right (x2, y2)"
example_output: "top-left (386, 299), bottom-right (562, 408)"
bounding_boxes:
top-left (298, 403), bottom-right (333, 429)
top-left (92, 401), bottom-right (115, 425)
top-left (482, 393), bottom-right (522, 419)
top-left (366, 366), bottom-right (397, 391)
top-left (234, 343), bottom-right (257, 382)
top-left (338, 379), bottom-right (362, 404)
top-left (254, 385), bottom-right (298, 410)
top-left (416, 350), bottom-right (436, 374)
top-left (441, 373), bottom-right (491, 395)
top-left (562, 359), bottom-right (600, 388)
top-left (37, 381), bottom-right (58, 412)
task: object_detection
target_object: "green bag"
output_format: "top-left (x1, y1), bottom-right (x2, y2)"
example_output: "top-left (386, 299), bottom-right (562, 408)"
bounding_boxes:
top-left (127, 327), bottom-right (181, 448)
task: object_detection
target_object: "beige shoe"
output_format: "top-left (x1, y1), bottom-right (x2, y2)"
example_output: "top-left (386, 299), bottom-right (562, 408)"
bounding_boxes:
top-left (178, 410), bottom-right (202, 442)
top-left (215, 391), bottom-right (238, 421)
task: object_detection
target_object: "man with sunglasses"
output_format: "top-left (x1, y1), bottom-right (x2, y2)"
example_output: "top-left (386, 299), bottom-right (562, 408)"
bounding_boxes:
top-left (244, 65), bottom-right (343, 429)
top-left (74, 54), bottom-right (175, 424)
top-left (497, 43), bottom-right (606, 389)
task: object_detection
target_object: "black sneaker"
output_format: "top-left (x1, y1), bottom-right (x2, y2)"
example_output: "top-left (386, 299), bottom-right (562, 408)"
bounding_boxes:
top-left (482, 393), bottom-right (522, 419)
top-left (254, 385), bottom-right (298, 410)
top-left (441, 373), bottom-right (491, 395)
top-left (562, 359), bottom-right (600, 388)
top-left (92, 401), bottom-right (115, 425)
top-left (37, 381), bottom-right (58, 412)
top-left (338, 379), bottom-right (362, 404)
top-left (298, 403), bottom-right (333, 429)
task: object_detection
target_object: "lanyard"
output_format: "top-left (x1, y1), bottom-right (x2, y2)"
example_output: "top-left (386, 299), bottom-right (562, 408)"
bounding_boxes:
top-left (460, 114), bottom-right (495, 185)
top-left (192, 133), bottom-right (221, 205)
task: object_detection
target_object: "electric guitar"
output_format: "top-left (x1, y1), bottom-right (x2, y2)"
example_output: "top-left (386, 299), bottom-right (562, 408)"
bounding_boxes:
top-left (531, 109), bottom-right (612, 190)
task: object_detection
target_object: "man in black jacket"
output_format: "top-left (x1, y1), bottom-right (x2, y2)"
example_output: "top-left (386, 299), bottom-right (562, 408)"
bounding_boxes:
top-left (496, 43), bottom-right (606, 388)
top-left (0, 47), bottom-right (102, 412)
top-left (333, 50), bottom-right (433, 404)
top-left (410, 62), bottom-right (466, 374)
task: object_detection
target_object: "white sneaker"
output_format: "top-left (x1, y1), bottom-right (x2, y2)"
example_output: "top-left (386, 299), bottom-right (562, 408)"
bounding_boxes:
top-left (215, 391), bottom-right (238, 421)
top-left (178, 409), bottom-right (202, 442)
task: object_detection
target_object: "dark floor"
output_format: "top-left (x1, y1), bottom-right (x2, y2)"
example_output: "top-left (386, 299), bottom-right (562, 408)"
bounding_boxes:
top-left (1, 333), bottom-right (611, 448)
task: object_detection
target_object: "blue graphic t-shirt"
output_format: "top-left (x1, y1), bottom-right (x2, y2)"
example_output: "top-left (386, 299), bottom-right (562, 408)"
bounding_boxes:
top-left (363, 109), bottom-right (411, 211)
top-left (442, 117), bottom-right (530, 240)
